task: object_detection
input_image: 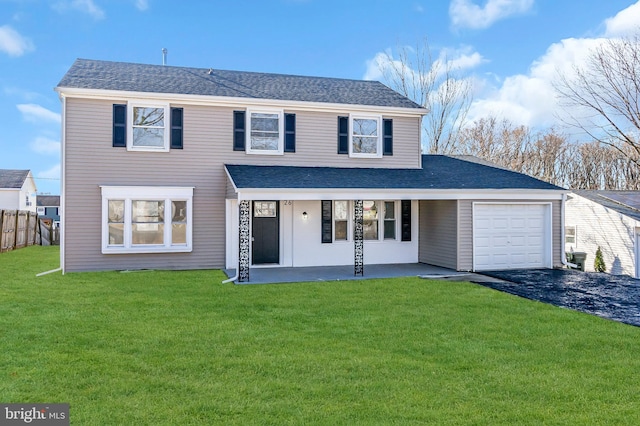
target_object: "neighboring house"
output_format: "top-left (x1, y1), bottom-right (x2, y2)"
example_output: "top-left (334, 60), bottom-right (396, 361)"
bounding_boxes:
top-left (37, 195), bottom-right (61, 227)
top-left (566, 190), bottom-right (640, 277)
top-left (0, 169), bottom-right (37, 213)
top-left (55, 59), bottom-right (567, 277)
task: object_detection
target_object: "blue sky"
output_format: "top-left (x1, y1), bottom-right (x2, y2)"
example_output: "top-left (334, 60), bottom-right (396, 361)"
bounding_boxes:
top-left (1, 0), bottom-right (639, 194)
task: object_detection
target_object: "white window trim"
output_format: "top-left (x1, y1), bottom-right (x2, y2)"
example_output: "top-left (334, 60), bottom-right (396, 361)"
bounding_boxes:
top-left (127, 101), bottom-right (171, 152)
top-left (333, 200), bottom-right (399, 242)
top-left (101, 186), bottom-right (194, 254)
top-left (333, 200), bottom-right (352, 242)
top-left (246, 108), bottom-right (285, 155)
top-left (349, 114), bottom-right (382, 158)
top-left (565, 225), bottom-right (577, 246)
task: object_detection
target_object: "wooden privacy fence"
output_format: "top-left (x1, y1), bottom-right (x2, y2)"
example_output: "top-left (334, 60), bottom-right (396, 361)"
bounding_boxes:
top-left (0, 209), bottom-right (59, 253)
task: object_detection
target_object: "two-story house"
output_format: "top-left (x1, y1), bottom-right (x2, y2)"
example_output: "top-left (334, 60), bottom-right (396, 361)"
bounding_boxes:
top-left (55, 59), bottom-right (566, 280)
top-left (0, 169), bottom-right (37, 213)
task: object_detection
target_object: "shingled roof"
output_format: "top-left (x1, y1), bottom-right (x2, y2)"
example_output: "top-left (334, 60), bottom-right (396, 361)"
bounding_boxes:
top-left (0, 169), bottom-right (30, 189)
top-left (56, 59), bottom-right (424, 110)
top-left (226, 155), bottom-right (563, 191)
top-left (573, 190), bottom-right (640, 222)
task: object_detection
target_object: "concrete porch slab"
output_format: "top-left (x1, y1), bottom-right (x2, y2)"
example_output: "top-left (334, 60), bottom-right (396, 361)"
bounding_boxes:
top-left (223, 263), bottom-right (469, 284)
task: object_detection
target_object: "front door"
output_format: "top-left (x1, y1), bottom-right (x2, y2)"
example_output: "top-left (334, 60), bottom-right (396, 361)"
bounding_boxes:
top-left (252, 201), bottom-right (279, 264)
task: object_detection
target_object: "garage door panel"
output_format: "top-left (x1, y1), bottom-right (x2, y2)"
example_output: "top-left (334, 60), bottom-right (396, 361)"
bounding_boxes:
top-left (473, 203), bottom-right (550, 271)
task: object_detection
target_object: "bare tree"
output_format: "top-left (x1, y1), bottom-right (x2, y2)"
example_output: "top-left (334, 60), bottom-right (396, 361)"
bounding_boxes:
top-left (378, 40), bottom-right (473, 154)
top-left (555, 33), bottom-right (640, 165)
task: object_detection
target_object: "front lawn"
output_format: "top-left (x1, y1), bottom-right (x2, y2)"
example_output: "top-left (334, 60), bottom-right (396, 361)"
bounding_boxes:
top-left (1, 246), bottom-right (639, 424)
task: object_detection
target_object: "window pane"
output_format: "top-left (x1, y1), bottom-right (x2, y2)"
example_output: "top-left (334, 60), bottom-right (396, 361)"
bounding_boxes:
top-left (133, 127), bottom-right (165, 147)
top-left (172, 224), bottom-right (187, 244)
top-left (132, 224), bottom-right (164, 245)
top-left (362, 201), bottom-right (378, 240)
top-left (254, 201), bottom-right (277, 217)
top-left (334, 201), bottom-right (348, 220)
top-left (363, 220), bottom-right (378, 240)
top-left (172, 201), bottom-right (187, 222)
top-left (353, 118), bottom-right (378, 136)
top-left (250, 134), bottom-right (279, 150)
top-left (384, 221), bottom-right (396, 239)
top-left (108, 200), bottom-right (124, 222)
top-left (384, 202), bottom-right (395, 219)
top-left (132, 201), bottom-right (164, 223)
top-left (133, 107), bottom-right (164, 127)
top-left (352, 136), bottom-right (378, 154)
top-left (251, 113), bottom-right (279, 131)
top-left (108, 224), bottom-right (124, 245)
top-left (335, 220), bottom-right (347, 241)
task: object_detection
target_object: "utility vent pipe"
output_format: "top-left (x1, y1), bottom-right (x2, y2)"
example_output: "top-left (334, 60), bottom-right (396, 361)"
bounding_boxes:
top-left (162, 48), bottom-right (167, 66)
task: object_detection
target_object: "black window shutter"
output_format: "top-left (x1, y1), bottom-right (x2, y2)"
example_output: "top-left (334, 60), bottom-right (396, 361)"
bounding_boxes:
top-left (321, 200), bottom-right (332, 243)
top-left (112, 104), bottom-right (126, 147)
top-left (401, 200), bottom-right (411, 241)
top-left (233, 111), bottom-right (246, 151)
top-left (337, 116), bottom-right (349, 154)
top-left (284, 113), bottom-right (296, 152)
top-left (170, 107), bottom-right (183, 149)
top-left (383, 118), bottom-right (393, 156)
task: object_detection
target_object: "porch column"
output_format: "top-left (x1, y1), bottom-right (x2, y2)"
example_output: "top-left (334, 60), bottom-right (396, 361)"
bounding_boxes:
top-left (238, 200), bottom-right (250, 283)
top-left (354, 199), bottom-right (364, 276)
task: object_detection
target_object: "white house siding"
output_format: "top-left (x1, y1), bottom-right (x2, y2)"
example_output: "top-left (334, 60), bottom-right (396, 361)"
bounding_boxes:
top-left (0, 191), bottom-right (20, 210)
top-left (565, 195), bottom-right (637, 276)
top-left (226, 200), bottom-right (419, 269)
top-left (63, 99), bottom-right (422, 272)
top-left (418, 200), bottom-right (458, 270)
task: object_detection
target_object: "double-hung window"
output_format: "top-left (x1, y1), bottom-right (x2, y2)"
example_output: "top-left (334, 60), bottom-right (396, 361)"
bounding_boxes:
top-left (101, 186), bottom-right (193, 254)
top-left (334, 201), bottom-right (349, 241)
top-left (350, 115), bottom-right (382, 158)
top-left (128, 102), bottom-right (170, 151)
top-left (247, 109), bottom-right (284, 154)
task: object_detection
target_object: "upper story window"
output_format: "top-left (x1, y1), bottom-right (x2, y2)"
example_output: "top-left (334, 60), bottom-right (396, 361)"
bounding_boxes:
top-left (338, 115), bottom-right (391, 157)
top-left (247, 109), bottom-right (284, 155)
top-left (127, 103), bottom-right (170, 151)
top-left (350, 116), bottom-right (382, 158)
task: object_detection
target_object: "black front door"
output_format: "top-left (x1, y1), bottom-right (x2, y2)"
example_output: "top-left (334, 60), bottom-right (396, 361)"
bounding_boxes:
top-left (252, 201), bottom-right (279, 264)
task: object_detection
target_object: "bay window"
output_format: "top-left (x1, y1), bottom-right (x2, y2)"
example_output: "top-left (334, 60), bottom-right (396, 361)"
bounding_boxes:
top-left (102, 186), bottom-right (193, 254)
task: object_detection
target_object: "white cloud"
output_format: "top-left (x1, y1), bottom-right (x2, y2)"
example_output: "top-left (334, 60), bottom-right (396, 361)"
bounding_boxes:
top-left (604, 1), bottom-right (640, 37)
top-left (53, 0), bottom-right (105, 20)
top-left (467, 37), bottom-right (603, 127)
top-left (0, 25), bottom-right (34, 56)
top-left (30, 136), bottom-right (60, 156)
top-left (364, 46), bottom-right (485, 82)
top-left (449, 0), bottom-right (534, 30)
top-left (135, 0), bottom-right (149, 11)
top-left (17, 104), bottom-right (61, 124)
top-left (37, 164), bottom-right (61, 180)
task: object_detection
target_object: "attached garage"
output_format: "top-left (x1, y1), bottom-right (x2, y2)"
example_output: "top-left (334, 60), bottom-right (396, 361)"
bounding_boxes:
top-left (473, 203), bottom-right (552, 271)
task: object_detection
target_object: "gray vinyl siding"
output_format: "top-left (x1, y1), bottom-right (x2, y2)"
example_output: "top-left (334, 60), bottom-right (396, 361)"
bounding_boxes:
top-left (418, 200), bottom-right (458, 270)
top-left (63, 99), bottom-right (421, 271)
top-left (457, 199), bottom-right (562, 271)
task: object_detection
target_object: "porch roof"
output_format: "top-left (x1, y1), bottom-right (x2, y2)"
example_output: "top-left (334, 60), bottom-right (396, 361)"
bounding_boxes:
top-left (225, 155), bottom-right (563, 191)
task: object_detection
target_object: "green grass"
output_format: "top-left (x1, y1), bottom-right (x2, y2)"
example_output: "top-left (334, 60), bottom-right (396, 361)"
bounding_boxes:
top-left (2, 246), bottom-right (640, 425)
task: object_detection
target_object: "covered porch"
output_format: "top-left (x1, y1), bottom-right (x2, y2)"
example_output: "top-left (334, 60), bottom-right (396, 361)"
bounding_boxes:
top-left (223, 262), bottom-right (470, 285)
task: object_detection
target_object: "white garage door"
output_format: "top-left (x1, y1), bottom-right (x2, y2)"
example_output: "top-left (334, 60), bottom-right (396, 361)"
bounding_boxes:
top-left (473, 203), bottom-right (551, 271)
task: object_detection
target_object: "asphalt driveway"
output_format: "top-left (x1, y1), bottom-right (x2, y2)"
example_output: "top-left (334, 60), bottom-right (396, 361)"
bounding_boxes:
top-left (475, 269), bottom-right (640, 327)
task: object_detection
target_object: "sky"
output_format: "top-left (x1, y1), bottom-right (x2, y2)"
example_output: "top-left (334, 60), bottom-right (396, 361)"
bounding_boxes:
top-left (1, 0), bottom-right (639, 195)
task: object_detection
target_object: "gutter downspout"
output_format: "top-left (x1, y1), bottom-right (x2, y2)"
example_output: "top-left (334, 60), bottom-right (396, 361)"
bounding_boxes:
top-left (561, 192), bottom-right (578, 269)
